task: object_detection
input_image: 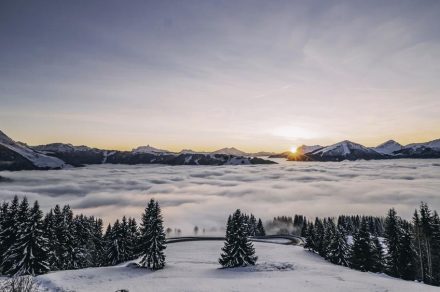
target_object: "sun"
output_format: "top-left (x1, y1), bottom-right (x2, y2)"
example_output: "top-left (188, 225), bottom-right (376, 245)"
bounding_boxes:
top-left (290, 146), bottom-right (298, 153)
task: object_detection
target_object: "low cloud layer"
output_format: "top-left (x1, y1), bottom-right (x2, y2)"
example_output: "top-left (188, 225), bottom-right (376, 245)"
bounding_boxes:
top-left (1, 159), bottom-right (439, 234)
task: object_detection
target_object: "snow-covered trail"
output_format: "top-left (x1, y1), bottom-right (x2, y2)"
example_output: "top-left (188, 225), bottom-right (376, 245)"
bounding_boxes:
top-left (36, 241), bottom-right (434, 292)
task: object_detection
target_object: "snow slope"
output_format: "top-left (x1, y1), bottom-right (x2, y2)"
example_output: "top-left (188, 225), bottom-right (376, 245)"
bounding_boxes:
top-left (305, 140), bottom-right (383, 161)
top-left (212, 147), bottom-right (248, 156)
top-left (0, 130), bottom-right (65, 169)
top-left (35, 241), bottom-right (433, 292)
top-left (132, 145), bottom-right (170, 154)
top-left (297, 145), bottom-right (322, 154)
top-left (405, 139), bottom-right (440, 150)
top-left (374, 140), bottom-right (403, 155)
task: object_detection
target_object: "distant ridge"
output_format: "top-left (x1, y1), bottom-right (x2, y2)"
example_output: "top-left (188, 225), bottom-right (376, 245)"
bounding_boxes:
top-left (270, 139), bottom-right (440, 161)
top-left (0, 130), bottom-right (276, 171)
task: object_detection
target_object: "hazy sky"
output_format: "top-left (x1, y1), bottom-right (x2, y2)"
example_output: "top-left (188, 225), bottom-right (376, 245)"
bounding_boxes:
top-left (1, 0), bottom-right (439, 152)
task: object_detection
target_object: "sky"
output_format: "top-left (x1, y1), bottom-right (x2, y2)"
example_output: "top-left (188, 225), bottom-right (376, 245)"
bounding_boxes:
top-left (1, 0), bottom-right (440, 152)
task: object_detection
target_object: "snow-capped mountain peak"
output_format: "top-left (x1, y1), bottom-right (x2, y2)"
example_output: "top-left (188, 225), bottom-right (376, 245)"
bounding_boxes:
top-left (296, 145), bottom-right (322, 154)
top-left (211, 147), bottom-right (248, 156)
top-left (373, 140), bottom-right (402, 155)
top-left (405, 138), bottom-right (440, 150)
top-left (304, 140), bottom-right (383, 161)
top-left (132, 145), bottom-right (170, 154)
top-left (0, 130), bottom-right (65, 169)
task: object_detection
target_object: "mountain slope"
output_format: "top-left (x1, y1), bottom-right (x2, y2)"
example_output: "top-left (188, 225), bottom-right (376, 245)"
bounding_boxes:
top-left (211, 147), bottom-right (248, 156)
top-left (0, 131), bottom-right (65, 170)
top-left (300, 140), bottom-right (384, 161)
top-left (297, 144), bottom-right (323, 154)
top-left (374, 140), bottom-right (402, 155)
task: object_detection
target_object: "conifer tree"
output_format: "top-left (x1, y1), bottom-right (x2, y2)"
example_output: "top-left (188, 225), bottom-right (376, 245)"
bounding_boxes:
top-left (127, 217), bottom-right (140, 259)
top-left (139, 199), bottom-right (166, 270)
top-left (0, 196), bottom-right (19, 274)
top-left (304, 223), bottom-right (315, 251)
top-left (384, 208), bottom-right (401, 277)
top-left (398, 221), bottom-right (416, 280)
top-left (350, 218), bottom-right (373, 271)
top-left (248, 214), bottom-right (257, 236)
top-left (256, 218), bottom-right (265, 236)
top-left (327, 225), bottom-right (349, 266)
top-left (4, 201), bottom-right (49, 276)
top-left (370, 235), bottom-right (384, 273)
top-left (413, 209), bottom-right (424, 281)
top-left (429, 211), bottom-right (440, 285)
top-left (106, 219), bottom-right (122, 265)
top-left (219, 209), bottom-right (257, 268)
top-left (323, 219), bottom-right (335, 259)
top-left (314, 218), bottom-right (325, 256)
top-left (419, 202), bottom-right (434, 283)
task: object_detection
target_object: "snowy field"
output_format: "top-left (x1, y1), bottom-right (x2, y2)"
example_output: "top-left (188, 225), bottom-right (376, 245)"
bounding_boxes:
top-left (35, 241), bottom-right (434, 292)
top-left (1, 159), bottom-right (440, 233)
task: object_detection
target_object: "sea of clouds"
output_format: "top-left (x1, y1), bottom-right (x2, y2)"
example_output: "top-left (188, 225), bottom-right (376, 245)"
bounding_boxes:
top-left (1, 159), bottom-right (439, 234)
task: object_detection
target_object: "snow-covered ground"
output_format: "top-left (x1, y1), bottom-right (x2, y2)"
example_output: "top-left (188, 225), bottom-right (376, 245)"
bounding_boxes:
top-left (35, 241), bottom-right (434, 292)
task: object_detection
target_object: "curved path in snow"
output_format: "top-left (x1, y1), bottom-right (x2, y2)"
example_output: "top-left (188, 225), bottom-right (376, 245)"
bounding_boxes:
top-left (166, 234), bottom-right (305, 246)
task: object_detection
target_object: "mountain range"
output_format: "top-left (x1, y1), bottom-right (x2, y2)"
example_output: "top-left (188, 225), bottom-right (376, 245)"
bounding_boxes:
top-left (283, 139), bottom-right (440, 161)
top-left (2, 129), bottom-right (440, 171)
top-left (0, 130), bottom-right (275, 171)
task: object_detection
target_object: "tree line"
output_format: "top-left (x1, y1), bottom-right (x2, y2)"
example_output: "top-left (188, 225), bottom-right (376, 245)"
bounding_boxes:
top-left (0, 196), bottom-right (167, 276)
top-left (0, 196), bottom-right (265, 276)
top-left (302, 202), bottom-right (440, 286)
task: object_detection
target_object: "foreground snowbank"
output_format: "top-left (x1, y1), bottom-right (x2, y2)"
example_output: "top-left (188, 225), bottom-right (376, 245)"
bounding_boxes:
top-left (35, 241), bottom-right (433, 292)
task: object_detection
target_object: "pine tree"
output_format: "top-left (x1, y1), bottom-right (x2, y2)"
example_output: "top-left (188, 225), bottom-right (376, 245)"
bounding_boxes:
top-left (323, 219), bottom-right (335, 259)
top-left (419, 202), bottom-right (434, 283)
top-left (384, 208), bottom-right (401, 277)
top-left (219, 209), bottom-right (257, 268)
top-left (370, 235), bottom-right (384, 273)
top-left (256, 218), bottom-right (265, 236)
top-left (106, 219), bottom-right (122, 265)
top-left (139, 199), bottom-right (166, 270)
top-left (430, 211), bottom-right (440, 285)
top-left (304, 223), bottom-right (315, 251)
top-left (314, 218), bottom-right (325, 256)
top-left (398, 221), bottom-right (416, 280)
top-left (0, 201), bottom-right (10, 274)
top-left (127, 217), bottom-right (140, 260)
top-left (248, 214), bottom-right (257, 236)
top-left (0, 196), bottom-right (19, 274)
top-left (327, 225), bottom-right (349, 266)
top-left (413, 209), bottom-right (425, 281)
top-left (327, 226), bottom-right (348, 266)
top-left (4, 201), bottom-right (49, 276)
top-left (350, 218), bottom-right (373, 272)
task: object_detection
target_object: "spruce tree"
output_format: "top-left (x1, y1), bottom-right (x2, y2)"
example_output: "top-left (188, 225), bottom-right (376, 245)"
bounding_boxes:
top-left (413, 209), bottom-right (424, 281)
top-left (106, 219), bottom-right (122, 265)
top-left (429, 211), bottom-right (440, 285)
top-left (139, 199), bottom-right (166, 270)
top-left (4, 201), bottom-right (49, 276)
top-left (327, 225), bottom-right (349, 266)
top-left (219, 209), bottom-right (257, 268)
top-left (256, 218), bottom-right (266, 236)
top-left (304, 223), bottom-right (315, 251)
top-left (248, 214), bottom-right (257, 236)
top-left (314, 218), bottom-right (325, 256)
top-left (398, 221), bottom-right (416, 280)
top-left (127, 217), bottom-right (140, 260)
top-left (0, 196), bottom-right (19, 274)
top-left (419, 202), bottom-right (434, 283)
top-left (384, 208), bottom-right (401, 277)
top-left (350, 218), bottom-right (372, 272)
top-left (370, 236), bottom-right (384, 273)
